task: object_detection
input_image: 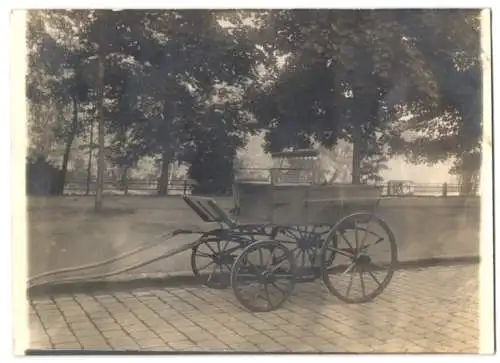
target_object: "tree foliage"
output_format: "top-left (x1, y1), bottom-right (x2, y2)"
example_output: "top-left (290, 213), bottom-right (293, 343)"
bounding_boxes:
top-left (27, 9), bottom-right (484, 196)
top-left (247, 9), bottom-right (482, 186)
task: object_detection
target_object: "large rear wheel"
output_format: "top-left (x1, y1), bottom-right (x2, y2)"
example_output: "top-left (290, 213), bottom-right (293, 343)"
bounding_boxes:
top-left (320, 212), bottom-right (398, 303)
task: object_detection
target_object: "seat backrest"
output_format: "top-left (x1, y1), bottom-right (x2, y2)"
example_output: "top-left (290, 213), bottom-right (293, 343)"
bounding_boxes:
top-left (182, 195), bottom-right (237, 228)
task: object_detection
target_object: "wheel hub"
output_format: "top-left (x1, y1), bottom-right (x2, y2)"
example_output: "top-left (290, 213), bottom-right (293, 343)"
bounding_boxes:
top-left (259, 270), bottom-right (277, 283)
top-left (355, 254), bottom-right (371, 265)
top-left (297, 234), bottom-right (321, 249)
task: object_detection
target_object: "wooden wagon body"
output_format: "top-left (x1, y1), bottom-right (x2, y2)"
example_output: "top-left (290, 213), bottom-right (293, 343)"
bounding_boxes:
top-left (233, 149), bottom-right (381, 225)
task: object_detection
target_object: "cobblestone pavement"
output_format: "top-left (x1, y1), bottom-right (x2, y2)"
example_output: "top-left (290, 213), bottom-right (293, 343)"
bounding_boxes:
top-left (28, 265), bottom-right (479, 353)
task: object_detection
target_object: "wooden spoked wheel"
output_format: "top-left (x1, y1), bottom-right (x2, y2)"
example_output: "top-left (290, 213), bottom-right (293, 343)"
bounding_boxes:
top-left (320, 212), bottom-right (398, 303)
top-left (191, 236), bottom-right (247, 289)
top-left (231, 240), bottom-right (296, 312)
top-left (273, 225), bottom-right (333, 279)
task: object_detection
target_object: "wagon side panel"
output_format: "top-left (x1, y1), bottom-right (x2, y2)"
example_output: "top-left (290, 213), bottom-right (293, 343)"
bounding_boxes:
top-left (270, 185), bottom-right (310, 225)
top-left (235, 182), bottom-right (272, 223)
top-left (305, 184), bottom-right (382, 224)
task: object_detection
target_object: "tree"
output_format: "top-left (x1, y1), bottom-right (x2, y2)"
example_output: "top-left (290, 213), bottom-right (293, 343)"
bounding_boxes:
top-left (247, 10), bottom-right (484, 186)
top-left (183, 100), bottom-right (254, 194)
top-left (387, 10), bottom-right (482, 195)
top-left (27, 10), bottom-right (93, 194)
top-left (26, 10), bottom-right (273, 198)
top-left (248, 10), bottom-right (438, 183)
top-left (106, 10), bottom-right (266, 195)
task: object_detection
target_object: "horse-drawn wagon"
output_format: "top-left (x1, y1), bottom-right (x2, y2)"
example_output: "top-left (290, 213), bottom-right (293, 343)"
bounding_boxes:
top-left (184, 149), bottom-right (397, 312)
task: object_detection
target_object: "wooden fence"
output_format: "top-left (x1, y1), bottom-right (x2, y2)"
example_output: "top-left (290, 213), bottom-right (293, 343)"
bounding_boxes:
top-left (61, 178), bottom-right (477, 197)
top-left (381, 181), bottom-right (476, 197)
top-left (64, 178), bottom-right (195, 196)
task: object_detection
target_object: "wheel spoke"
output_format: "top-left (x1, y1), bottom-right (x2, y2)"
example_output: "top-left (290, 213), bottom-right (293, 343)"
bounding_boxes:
top-left (221, 239), bottom-right (230, 251)
top-left (354, 221), bottom-right (360, 250)
top-left (204, 243), bottom-right (218, 255)
top-left (325, 246), bottom-right (354, 259)
top-left (288, 228), bottom-right (301, 240)
top-left (342, 262), bottom-right (356, 276)
top-left (258, 248), bottom-right (264, 266)
top-left (194, 251), bottom-right (212, 258)
top-left (270, 258), bottom-right (291, 273)
top-left (246, 259), bottom-right (260, 274)
top-left (339, 231), bottom-right (354, 250)
top-left (281, 228), bottom-right (294, 240)
top-left (197, 260), bottom-right (216, 271)
top-left (265, 246), bottom-right (276, 268)
top-left (271, 282), bottom-right (286, 296)
top-left (263, 283), bottom-right (272, 307)
top-left (306, 247), bottom-right (316, 265)
top-left (207, 264), bottom-right (218, 283)
top-left (250, 284), bottom-right (263, 304)
top-left (298, 226), bottom-right (311, 239)
top-left (271, 252), bottom-right (289, 267)
top-left (359, 271), bottom-right (366, 297)
top-left (359, 214), bottom-right (375, 249)
top-left (368, 270), bottom-right (382, 286)
top-left (346, 273), bottom-right (353, 298)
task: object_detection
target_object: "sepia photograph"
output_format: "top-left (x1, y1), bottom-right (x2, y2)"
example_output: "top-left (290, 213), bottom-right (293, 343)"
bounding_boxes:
top-left (13, 6), bottom-right (494, 355)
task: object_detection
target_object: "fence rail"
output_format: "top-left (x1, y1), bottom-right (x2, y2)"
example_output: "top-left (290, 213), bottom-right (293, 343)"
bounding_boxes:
top-left (60, 178), bottom-right (477, 197)
top-left (63, 178), bottom-right (194, 196)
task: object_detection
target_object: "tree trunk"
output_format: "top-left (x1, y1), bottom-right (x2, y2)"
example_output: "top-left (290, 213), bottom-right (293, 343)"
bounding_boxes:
top-left (95, 50), bottom-right (105, 210)
top-left (157, 151), bottom-right (171, 196)
top-left (59, 136), bottom-right (75, 195)
top-left (158, 97), bottom-right (175, 196)
top-left (459, 172), bottom-right (478, 196)
top-left (121, 166), bottom-right (129, 196)
top-left (85, 119), bottom-right (94, 195)
top-left (351, 126), bottom-right (362, 185)
top-left (58, 94), bottom-right (79, 195)
top-left (457, 152), bottom-right (480, 196)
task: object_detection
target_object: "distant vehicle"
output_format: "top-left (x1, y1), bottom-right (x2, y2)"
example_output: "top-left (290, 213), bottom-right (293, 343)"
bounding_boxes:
top-left (387, 180), bottom-right (415, 196)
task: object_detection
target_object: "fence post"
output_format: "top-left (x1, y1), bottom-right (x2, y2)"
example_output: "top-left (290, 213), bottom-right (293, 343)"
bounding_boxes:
top-left (183, 180), bottom-right (187, 195)
top-left (442, 182), bottom-right (448, 197)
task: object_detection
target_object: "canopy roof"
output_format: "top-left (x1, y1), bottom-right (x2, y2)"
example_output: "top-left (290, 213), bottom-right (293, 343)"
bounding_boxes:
top-left (270, 149), bottom-right (319, 159)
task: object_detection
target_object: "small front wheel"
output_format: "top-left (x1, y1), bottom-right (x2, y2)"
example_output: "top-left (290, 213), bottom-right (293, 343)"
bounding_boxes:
top-left (231, 240), bottom-right (296, 312)
top-left (191, 235), bottom-right (244, 289)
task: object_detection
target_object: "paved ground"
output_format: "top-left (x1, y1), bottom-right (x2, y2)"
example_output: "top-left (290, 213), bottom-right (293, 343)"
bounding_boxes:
top-left (28, 264), bottom-right (480, 353)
